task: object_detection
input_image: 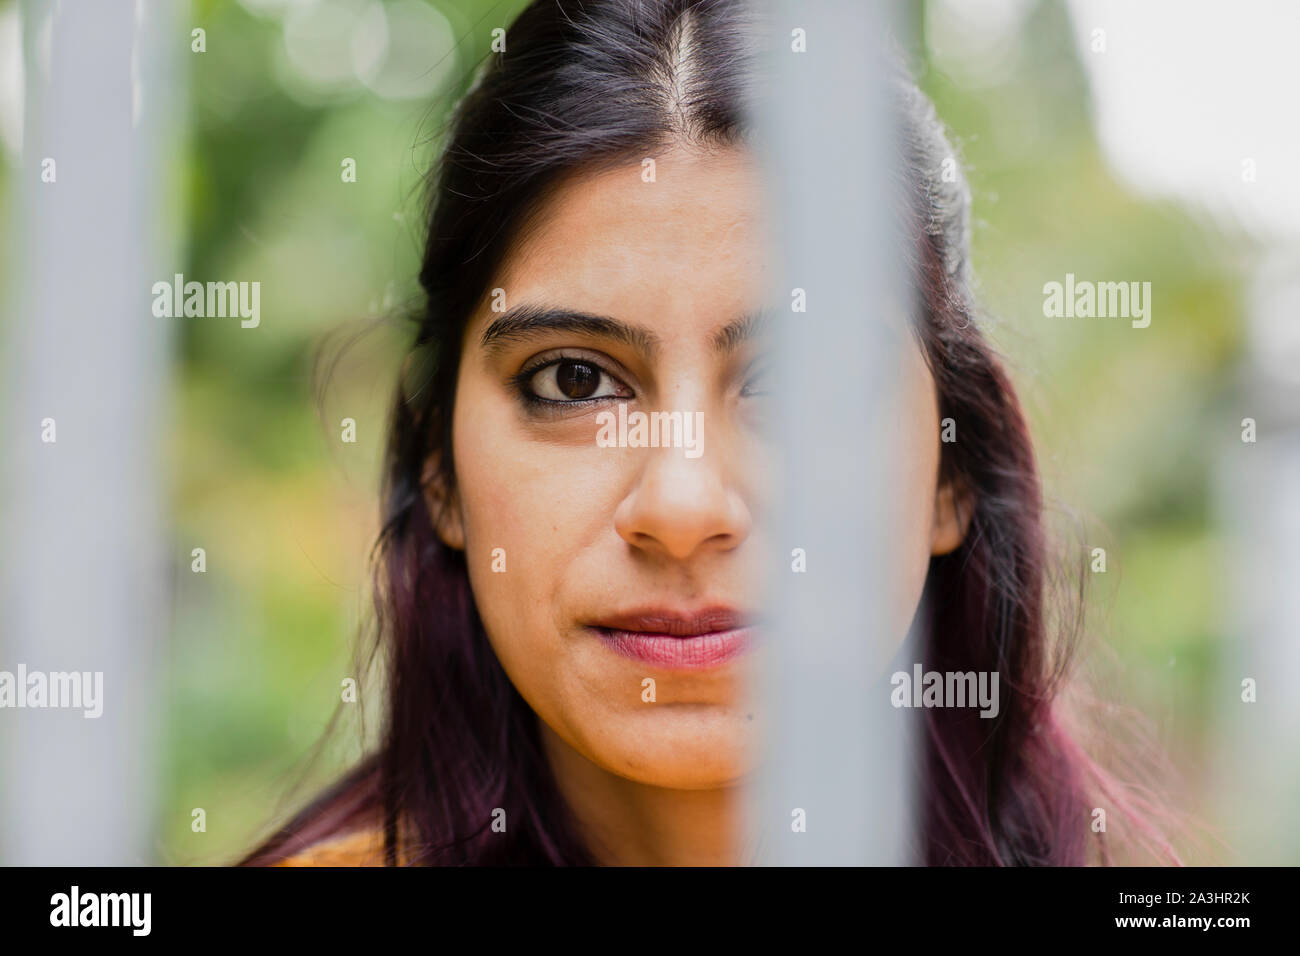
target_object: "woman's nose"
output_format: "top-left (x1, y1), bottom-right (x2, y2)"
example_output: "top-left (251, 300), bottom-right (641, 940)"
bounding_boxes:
top-left (612, 413), bottom-right (752, 562)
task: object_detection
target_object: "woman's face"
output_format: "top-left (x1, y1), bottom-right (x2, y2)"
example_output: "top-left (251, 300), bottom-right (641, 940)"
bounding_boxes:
top-left (432, 145), bottom-right (968, 790)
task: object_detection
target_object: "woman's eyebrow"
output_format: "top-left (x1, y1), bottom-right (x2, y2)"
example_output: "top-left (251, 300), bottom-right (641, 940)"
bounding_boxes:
top-left (479, 305), bottom-right (661, 357)
top-left (711, 311), bottom-right (769, 354)
top-left (478, 304), bottom-right (768, 358)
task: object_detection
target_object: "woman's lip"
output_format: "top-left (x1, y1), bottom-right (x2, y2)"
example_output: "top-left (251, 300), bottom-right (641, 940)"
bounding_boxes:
top-left (588, 607), bottom-right (750, 637)
top-left (590, 626), bottom-right (755, 669)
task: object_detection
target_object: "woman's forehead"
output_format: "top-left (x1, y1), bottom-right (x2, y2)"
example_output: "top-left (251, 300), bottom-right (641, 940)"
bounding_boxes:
top-left (476, 146), bottom-right (766, 342)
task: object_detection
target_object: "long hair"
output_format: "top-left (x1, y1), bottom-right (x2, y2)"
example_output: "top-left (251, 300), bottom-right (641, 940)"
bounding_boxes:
top-left (240, 0), bottom-right (1175, 866)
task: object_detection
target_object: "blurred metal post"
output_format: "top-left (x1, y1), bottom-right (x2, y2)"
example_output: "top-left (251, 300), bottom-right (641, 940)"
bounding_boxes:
top-left (750, 2), bottom-right (913, 864)
top-left (1211, 249), bottom-right (1300, 864)
top-left (0, 0), bottom-right (180, 864)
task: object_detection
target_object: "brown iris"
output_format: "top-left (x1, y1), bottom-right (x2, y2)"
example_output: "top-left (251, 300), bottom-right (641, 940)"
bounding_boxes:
top-left (555, 359), bottom-right (599, 399)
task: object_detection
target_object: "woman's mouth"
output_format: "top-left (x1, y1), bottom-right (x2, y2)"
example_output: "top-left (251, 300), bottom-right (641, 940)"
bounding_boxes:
top-left (586, 607), bottom-right (755, 670)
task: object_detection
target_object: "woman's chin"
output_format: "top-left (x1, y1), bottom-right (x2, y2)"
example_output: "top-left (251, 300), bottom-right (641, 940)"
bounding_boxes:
top-left (603, 721), bottom-right (761, 790)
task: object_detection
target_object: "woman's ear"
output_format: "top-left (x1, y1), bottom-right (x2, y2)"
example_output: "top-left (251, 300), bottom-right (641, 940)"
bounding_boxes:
top-left (421, 455), bottom-right (466, 551)
top-left (930, 475), bottom-right (973, 556)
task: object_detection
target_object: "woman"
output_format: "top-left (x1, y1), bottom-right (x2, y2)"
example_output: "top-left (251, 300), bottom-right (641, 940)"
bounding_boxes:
top-left (242, 0), bottom-right (1175, 867)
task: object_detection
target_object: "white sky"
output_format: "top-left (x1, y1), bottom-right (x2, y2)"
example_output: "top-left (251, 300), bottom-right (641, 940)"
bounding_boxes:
top-left (931, 0), bottom-right (1300, 243)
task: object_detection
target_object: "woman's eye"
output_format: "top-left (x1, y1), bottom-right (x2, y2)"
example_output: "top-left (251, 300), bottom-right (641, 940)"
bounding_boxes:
top-left (527, 359), bottom-right (627, 402)
top-left (741, 363), bottom-right (770, 398)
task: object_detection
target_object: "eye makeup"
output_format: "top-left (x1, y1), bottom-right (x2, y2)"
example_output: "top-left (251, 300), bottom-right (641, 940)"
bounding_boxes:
top-left (508, 349), bottom-right (636, 413)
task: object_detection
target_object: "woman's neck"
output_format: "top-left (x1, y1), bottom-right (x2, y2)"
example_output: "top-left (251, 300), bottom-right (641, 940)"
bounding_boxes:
top-left (539, 722), bottom-right (747, 866)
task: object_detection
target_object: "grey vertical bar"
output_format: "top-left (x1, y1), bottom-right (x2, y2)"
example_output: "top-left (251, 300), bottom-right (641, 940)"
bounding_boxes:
top-left (750, 2), bottom-right (913, 864)
top-left (0, 0), bottom-right (180, 864)
top-left (1210, 250), bottom-right (1300, 864)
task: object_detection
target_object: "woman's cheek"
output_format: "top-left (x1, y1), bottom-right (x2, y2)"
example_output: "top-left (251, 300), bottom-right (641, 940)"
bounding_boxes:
top-left (881, 356), bottom-right (944, 663)
top-left (454, 419), bottom-right (589, 640)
